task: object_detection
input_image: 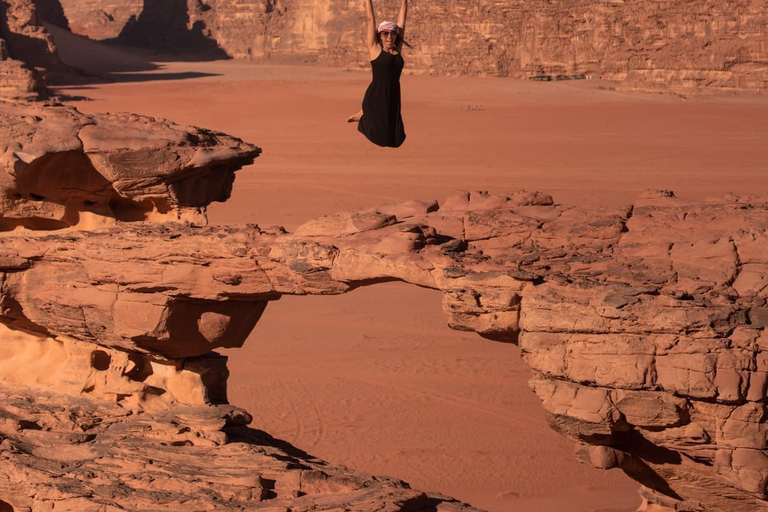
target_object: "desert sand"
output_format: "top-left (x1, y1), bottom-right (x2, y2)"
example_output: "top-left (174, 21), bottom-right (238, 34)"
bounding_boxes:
top-left (49, 27), bottom-right (768, 512)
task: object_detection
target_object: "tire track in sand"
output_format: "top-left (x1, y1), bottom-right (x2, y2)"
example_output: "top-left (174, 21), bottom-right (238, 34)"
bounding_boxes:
top-left (280, 377), bottom-right (327, 452)
top-left (341, 375), bottom-right (550, 433)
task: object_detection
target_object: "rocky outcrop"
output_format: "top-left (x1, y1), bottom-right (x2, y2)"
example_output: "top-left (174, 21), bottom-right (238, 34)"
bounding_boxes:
top-left (50, 0), bottom-right (768, 92)
top-left (3, 100), bottom-right (768, 511)
top-left (3, 183), bottom-right (768, 509)
top-left (0, 0), bottom-right (61, 71)
top-left (0, 0), bottom-right (51, 99)
top-left (46, 0), bottom-right (141, 40)
top-left (0, 100), bottom-right (482, 512)
top-left (0, 384), bottom-right (477, 512)
top-left (0, 36), bottom-right (42, 100)
top-left (0, 101), bottom-right (260, 229)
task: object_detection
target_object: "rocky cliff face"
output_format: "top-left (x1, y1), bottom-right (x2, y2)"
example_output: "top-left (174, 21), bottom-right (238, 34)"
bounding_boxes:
top-left (0, 0), bottom-right (53, 99)
top-left (4, 99), bottom-right (768, 510)
top-left (0, 37), bottom-right (41, 100)
top-left (49, 0), bottom-right (140, 40)
top-left (50, 0), bottom-right (768, 92)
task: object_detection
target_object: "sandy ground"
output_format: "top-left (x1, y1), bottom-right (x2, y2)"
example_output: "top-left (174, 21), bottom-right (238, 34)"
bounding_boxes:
top-left (50, 26), bottom-right (768, 512)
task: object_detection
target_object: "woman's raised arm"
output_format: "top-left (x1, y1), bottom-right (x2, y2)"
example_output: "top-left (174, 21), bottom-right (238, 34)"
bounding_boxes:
top-left (365, 0), bottom-right (378, 57)
top-left (397, 0), bottom-right (407, 38)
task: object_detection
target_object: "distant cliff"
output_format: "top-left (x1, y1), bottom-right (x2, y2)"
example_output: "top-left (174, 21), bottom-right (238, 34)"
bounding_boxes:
top-left (49, 0), bottom-right (768, 92)
top-left (0, 0), bottom-right (56, 99)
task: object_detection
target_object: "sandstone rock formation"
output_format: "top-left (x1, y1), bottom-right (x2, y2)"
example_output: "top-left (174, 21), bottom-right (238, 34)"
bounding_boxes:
top-left (0, 36), bottom-right (40, 100)
top-left (46, 0), bottom-right (141, 41)
top-left (0, 384), bottom-right (476, 512)
top-left (49, 0), bottom-right (768, 92)
top-left (3, 99), bottom-right (768, 512)
top-left (0, 0), bottom-right (51, 99)
top-left (0, 101), bottom-right (260, 230)
top-left (0, 101), bottom-right (480, 512)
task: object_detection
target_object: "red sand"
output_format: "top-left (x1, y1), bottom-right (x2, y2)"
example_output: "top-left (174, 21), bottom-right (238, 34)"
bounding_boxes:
top-left (52, 28), bottom-right (768, 512)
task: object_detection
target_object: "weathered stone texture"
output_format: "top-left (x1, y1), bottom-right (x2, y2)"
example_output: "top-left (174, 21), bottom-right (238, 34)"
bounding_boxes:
top-left (0, 384), bottom-right (477, 512)
top-left (0, 38), bottom-right (41, 100)
top-left (0, 0), bottom-right (60, 70)
top-left (3, 183), bottom-right (768, 510)
top-left (0, 101), bottom-right (261, 229)
top-left (0, 101), bottom-right (483, 512)
top-left (51, 0), bottom-right (768, 92)
top-left (4, 100), bottom-right (768, 511)
top-left (0, 0), bottom-right (51, 99)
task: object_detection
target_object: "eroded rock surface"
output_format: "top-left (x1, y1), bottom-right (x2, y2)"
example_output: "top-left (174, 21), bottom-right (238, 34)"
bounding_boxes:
top-left (2, 184), bottom-right (768, 511)
top-left (0, 101), bottom-right (260, 229)
top-left (0, 101), bottom-right (480, 512)
top-left (3, 97), bottom-right (768, 511)
top-left (49, 0), bottom-right (768, 92)
top-left (0, 384), bottom-right (476, 512)
top-left (0, 0), bottom-right (53, 99)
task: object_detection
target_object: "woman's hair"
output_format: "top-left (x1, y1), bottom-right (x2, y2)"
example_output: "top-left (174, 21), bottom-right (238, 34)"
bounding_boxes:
top-left (376, 21), bottom-right (412, 48)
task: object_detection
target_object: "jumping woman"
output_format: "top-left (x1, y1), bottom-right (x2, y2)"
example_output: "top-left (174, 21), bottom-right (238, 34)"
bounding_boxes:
top-left (347, 0), bottom-right (408, 148)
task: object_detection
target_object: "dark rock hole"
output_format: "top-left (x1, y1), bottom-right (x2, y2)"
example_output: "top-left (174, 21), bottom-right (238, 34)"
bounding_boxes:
top-left (90, 350), bottom-right (111, 371)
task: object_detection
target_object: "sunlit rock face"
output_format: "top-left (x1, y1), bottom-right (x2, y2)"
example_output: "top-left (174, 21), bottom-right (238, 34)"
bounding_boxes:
top-left (0, 101), bottom-right (260, 230)
top-left (0, 100), bottom-right (481, 512)
top-left (3, 99), bottom-right (768, 510)
top-left (50, 0), bottom-right (768, 92)
top-left (0, 0), bottom-right (53, 99)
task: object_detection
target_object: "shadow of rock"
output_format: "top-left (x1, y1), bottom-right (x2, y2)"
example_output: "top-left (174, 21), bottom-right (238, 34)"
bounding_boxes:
top-left (226, 426), bottom-right (318, 466)
top-left (44, 22), bottom-right (221, 87)
top-left (31, 0), bottom-right (69, 30)
top-left (112, 0), bottom-right (229, 61)
top-left (103, 70), bottom-right (221, 83)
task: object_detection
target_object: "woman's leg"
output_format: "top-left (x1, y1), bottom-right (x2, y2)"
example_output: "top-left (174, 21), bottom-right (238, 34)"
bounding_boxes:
top-left (347, 109), bottom-right (363, 123)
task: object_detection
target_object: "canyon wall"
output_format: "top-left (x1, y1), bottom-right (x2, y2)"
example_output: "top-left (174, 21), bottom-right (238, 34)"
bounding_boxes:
top-left (0, 0), bottom-right (54, 99)
top-left (51, 0), bottom-right (768, 92)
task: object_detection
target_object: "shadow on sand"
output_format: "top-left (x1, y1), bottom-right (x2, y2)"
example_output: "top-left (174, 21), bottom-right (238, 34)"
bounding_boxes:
top-left (44, 23), bottom-right (222, 90)
top-left (110, 0), bottom-right (229, 62)
top-left (226, 424), bottom-right (465, 511)
top-left (35, 0), bottom-right (227, 89)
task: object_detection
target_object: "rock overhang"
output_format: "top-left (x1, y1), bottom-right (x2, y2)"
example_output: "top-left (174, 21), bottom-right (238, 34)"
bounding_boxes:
top-left (0, 102), bottom-right (261, 230)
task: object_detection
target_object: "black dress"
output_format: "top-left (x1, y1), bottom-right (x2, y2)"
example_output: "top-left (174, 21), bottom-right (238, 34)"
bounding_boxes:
top-left (358, 50), bottom-right (406, 148)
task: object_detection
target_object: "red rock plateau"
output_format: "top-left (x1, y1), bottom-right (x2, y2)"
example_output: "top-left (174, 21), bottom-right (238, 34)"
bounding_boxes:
top-left (2, 94), bottom-right (768, 511)
top-left (47, 0), bottom-right (768, 93)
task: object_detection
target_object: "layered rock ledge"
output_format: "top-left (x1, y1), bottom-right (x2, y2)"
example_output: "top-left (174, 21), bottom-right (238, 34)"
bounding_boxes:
top-left (2, 186), bottom-right (768, 511)
top-left (0, 101), bottom-right (260, 229)
top-left (0, 0), bottom-right (52, 99)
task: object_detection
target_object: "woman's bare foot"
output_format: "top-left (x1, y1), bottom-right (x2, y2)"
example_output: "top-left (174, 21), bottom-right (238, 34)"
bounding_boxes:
top-left (347, 110), bottom-right (363, 123)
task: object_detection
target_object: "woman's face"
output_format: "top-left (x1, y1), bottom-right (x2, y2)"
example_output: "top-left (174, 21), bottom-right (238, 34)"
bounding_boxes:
top-left (380, 30), bottom-right (397, 51)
